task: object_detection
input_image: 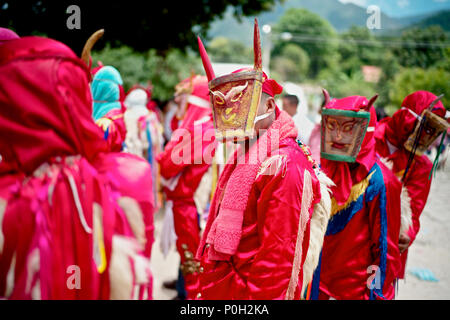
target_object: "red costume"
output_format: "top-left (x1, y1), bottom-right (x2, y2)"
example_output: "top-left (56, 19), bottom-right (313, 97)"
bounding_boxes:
top-left (318, 93), bottom-right (401, 300)
top-left (194, 20), bottom-right (332, 300)
top-left (156, 75), bottom-right (216, 299)
top-left (374, 91), bottom-right (448, 278)
top-left (0, 37), bottom-right (154, 299)
top-left (196, 110), bottom-right (330, 300)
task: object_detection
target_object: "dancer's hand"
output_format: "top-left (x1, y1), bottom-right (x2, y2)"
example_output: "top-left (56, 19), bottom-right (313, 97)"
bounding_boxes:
top-left (399, 234), bottom-right (411, 253)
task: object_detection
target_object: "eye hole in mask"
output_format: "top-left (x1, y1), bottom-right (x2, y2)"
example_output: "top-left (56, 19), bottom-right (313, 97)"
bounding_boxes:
top-left (231, 91), bottom-right (244, 102)
top-left (211, 91), bottom-right (225, 106)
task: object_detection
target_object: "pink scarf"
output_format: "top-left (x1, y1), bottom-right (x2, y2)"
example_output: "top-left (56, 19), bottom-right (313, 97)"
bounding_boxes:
top-left (197, 110), bottom-right (298, 260)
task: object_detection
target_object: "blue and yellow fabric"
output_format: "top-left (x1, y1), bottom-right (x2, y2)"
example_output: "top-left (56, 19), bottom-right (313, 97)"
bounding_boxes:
top-left (324, 163), bottom-right (388, 300)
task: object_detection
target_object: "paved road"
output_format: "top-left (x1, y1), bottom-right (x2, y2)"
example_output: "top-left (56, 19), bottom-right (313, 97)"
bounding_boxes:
top-left (396, 164), bottom-right (450, 300)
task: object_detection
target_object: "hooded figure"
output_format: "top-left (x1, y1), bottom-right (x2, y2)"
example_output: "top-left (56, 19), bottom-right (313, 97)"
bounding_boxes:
top-left (123, 86), bottom-right (164, 210)
top-left (318, 92), bottom-right (402, 300)
top-left (374, 90), bottom-right (448, 279)
top-left (156, 74), bottom-right (217, 299)
top-left (194, 19), bottom-right (333, 300)
top-left (0, 36), bottom-right (154, 300)
top-left (91, 66), bottom-right (127, 152)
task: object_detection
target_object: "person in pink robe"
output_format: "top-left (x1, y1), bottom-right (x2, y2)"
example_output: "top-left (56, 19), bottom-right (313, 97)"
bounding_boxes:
top-left (374, 91), bottom-right (448, 279)
top-left (156, 75), bottom-right (216, 299)
top-left (0, 36), bottom-right (154, 300)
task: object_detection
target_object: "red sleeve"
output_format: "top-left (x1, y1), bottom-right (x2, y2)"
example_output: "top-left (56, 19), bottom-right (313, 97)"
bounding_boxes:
top-left (405, 157), bottom-right (432, 243)
top-left (245, 152), bottom-right (315, 300)
top-left (156, 128), bottom-right (191, 179)
top-left (157, 121), bottom-right (216, 180)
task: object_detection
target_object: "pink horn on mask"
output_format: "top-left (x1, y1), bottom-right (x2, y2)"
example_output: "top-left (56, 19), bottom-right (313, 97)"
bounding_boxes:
top-left (198, 36), bottom-right (215, 82)
top-left (322, 88), bottom-right (331, 107)
top-left (254, 18), bottom-right (262, 71)
top-left (365, 94), bottom-right (379, 111)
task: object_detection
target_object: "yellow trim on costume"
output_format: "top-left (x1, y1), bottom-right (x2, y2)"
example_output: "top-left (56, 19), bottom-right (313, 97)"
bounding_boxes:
top-left (110, 114), bottom-right (123, 121)
top-left (95, 117), bottom-right (113, 132)
top-left (211, 158), bottom-right (218, 202)
top-left (93, 205), bottom-right (107, 274)
top-left (95, 225), bottom-right (107, 274)
top-left (395, 170), bottom-right (404, 179)
top-left (330, 171), bottom-right (375, 217)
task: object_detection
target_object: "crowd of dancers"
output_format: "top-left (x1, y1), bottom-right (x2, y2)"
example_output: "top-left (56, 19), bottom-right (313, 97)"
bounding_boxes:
top-left (0, 20), bottom-right (449, 300)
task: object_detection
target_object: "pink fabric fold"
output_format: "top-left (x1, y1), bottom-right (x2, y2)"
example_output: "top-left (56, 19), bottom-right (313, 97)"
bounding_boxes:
top-left (200, 109), bottom-right (298, 260)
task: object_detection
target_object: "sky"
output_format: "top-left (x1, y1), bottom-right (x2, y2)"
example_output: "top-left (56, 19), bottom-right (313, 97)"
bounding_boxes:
top-left (338, 0), bottom-right (450, 17)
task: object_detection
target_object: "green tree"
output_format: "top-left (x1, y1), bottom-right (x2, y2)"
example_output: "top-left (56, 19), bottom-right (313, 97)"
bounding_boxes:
top-left (392, 25), bottom-right (449, 69)
top-left (0, 0), bottom-right (282, 55)
top-left (272, 8), bottom-right (339, 78)
top-left (338, 26), bottom-right (385, 75)
top-left (434, 47), bottom-right (450, 72)
top-left (318, 70), bottom-right (377, 100)
top-left (270, 43), bottom-right (310, 82)
top-left (207, 37), bottom-right (253, 63)
top-left (388, 67), bottom-right (450, 115)
top-left (92, 45), bottom-right (202, 101)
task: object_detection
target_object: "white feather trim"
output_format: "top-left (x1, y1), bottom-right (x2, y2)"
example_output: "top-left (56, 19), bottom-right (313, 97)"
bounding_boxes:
top-left (109, 235), bottom-right (152, 300)
top-left (31, 279), bottom-right (41, 300)
top-left (301, 171), bottom-right (334, 297)
top-left (123, 109), bottom-right (147, 158)
top-left (5, 252), bottom-right (16, 298)
top-left (379, 157), bottom-right (394, 171)
top-left (25, 248), bottom-right (40, 295)
top-left (194, 166), bottom-right (212, 217)
top-left (160, 200), bottom-right (177, 258)
top-left (286, 170), bottom-right (313, 300)
top-left (117, 197), bottom-right (146, 248)
top-left (109, 236), bottom-right (134, 300)
top-left (400, 186), bottom-right (413, 236)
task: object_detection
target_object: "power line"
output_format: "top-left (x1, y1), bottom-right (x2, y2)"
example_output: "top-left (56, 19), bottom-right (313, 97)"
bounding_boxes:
top-left (268, 31), bottom-right (450, 48)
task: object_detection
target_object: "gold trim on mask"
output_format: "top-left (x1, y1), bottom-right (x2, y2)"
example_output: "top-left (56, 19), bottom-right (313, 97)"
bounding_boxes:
top-left (209, 71), bottom-right (263, 142)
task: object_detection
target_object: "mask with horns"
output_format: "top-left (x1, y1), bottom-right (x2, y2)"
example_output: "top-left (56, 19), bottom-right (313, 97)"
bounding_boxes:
top-left (198, 19), bottom-right (270, 142)
top-left (403, 94), bottom-right (449, 156)
top-left (320, 89), bottom-right (378, 163)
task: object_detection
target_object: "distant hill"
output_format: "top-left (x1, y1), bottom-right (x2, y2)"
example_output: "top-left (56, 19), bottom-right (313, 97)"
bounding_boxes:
top-left (207, 0), bottom-right (443, 44)
top-left (412, 10), bottom-right (450, 32)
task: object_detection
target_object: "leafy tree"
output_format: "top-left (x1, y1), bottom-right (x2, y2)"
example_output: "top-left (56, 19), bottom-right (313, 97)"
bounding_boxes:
top-left (338, 26), bottom-right (385, 75)
top-left (375, 50), bottom-right (401, 109)
top-left (392, 25), bottom-right (448, 69)
top-left (0, 0), bottom-right (281, 55)
top-left (272, 8), bottom-right (338, 77)
top-left (207, 37), bottom-right (253, 63)
top-left (434, 47), bottom-right (450, 73)
top-left (317, 69), bottom-right (377, 101)
top-left (388, 67), bottom-right (450, 114)
top-left (270, 43), bottom-right (310, 82)
top-left (91, 45), bottom-right (202, 101)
